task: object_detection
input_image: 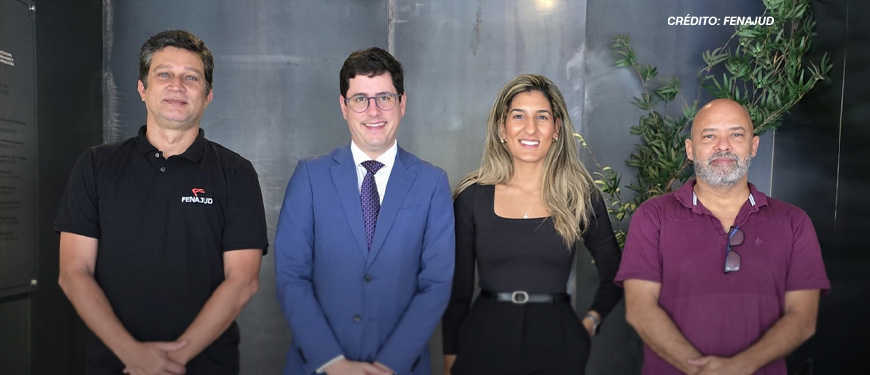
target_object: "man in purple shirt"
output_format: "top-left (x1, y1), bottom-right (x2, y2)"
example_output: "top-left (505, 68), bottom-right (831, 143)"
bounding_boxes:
top-left (616, 99), bottom-right (830, 375)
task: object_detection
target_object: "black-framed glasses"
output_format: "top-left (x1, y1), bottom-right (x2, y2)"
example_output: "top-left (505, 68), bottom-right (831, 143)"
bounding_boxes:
top-left (724, 226), bottom-right (744, 273)
top-left (345, 93), bottom-right (400, 113)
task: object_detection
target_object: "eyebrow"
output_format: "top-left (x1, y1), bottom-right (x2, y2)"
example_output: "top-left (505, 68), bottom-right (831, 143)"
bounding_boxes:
top-left (700, 126), bottom-right (747, 133)
top-left (349, 91), bottom-right (396, 97)
top-left (153, 64), bottom-right (204, 75)
top-left (509, 108), bottom-right (552, 115)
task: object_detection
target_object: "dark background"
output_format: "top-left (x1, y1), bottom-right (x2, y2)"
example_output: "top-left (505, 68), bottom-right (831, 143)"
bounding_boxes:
top-left (0, 0), bottom-right (865, 374)
top-left (0, 0), bottom-right (37, 299)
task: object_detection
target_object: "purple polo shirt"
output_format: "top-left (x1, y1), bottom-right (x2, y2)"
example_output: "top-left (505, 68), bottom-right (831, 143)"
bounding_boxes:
top-left (615, 179), bottom-right (829, 375)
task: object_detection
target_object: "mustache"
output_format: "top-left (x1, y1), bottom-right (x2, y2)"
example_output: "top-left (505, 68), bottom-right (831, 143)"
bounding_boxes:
top-left (707, 151), bottom-right (739, 164)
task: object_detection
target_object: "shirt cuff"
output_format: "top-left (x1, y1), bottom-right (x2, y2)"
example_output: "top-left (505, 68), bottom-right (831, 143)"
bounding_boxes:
top-left (316, 354), bottom-right (346, 374)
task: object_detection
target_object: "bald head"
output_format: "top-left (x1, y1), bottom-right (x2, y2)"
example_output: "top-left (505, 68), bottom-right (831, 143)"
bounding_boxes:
top-left (691, 98), bottom-right (753, 138)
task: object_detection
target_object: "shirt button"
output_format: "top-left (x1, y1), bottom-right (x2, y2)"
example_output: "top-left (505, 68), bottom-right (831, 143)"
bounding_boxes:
top-left (159, 167), bottom-right (166, 172)
top-left (154, 152), bottom-right (160, 158)
top-left (364, 275), bottom-right (372, 282)
top-left (353, 315), bottom-right (361, 322)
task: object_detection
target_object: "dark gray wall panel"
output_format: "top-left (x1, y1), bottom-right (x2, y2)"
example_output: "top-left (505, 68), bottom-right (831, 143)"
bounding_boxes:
top-left (831, 0), bottom-right (870, 262)
top-left (770, 0), bottom-right (844, 252)
top-left (773, 1), bottom-right (870, 373)
top-left (31, 0), bottom-right (104, 374)
top-left (0, 295), bottom-right (29, 375)
top-left (0, 2), bottom-right (36, 374)
top-left (0, 0), bottom-right (37, 297)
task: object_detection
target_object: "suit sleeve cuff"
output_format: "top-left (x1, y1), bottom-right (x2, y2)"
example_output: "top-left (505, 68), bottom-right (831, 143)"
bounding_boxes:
top-left (316, 355), bottom-right (345, 373)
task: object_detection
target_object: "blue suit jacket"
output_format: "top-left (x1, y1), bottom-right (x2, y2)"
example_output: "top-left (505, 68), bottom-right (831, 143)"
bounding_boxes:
top-left (275, 145), bottom-right (455, 375)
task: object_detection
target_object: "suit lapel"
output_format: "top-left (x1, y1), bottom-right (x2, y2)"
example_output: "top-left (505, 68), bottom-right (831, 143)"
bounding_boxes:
top-left (330, 146), bottom-right (369, 259)
top-left (367, 147), bottom-right (417, 267)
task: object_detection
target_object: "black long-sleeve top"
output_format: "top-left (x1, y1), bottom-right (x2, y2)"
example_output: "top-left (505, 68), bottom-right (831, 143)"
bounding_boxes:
top-left (441, 183), bottom-right (623, 354)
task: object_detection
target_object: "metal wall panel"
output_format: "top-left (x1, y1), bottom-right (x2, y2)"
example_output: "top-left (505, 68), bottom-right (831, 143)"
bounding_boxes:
top-left (0, 0), bottom-right (37, 298)
top-left (0, 295), bottom-right (29, 375)
top-left (773, 1), bottom-right (870, 373)
top-left (393, 0), bottom-right (589, 187)
top-left (31, 0), bottom-right (104, 373)
top-left (0, 2), bottom-right (36, 373)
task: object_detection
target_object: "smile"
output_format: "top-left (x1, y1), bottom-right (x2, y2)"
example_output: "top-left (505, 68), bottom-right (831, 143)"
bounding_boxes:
top-left (363, 122), bottom-right (386, 128)
top-left (519, 139), bottom-right (540, 146)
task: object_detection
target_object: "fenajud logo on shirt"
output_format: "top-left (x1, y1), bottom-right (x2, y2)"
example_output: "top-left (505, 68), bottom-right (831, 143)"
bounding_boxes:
top-left (181, 187), bottom-right (213, 204)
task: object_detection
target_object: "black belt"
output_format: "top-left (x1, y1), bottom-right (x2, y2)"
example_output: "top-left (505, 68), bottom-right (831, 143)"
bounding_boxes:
top-left (480, 289), bottom-right (570, 304)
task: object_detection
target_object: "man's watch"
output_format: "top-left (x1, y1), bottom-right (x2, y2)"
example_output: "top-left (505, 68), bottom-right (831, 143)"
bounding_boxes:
top-left (584, 312), bottom-right (601, 336)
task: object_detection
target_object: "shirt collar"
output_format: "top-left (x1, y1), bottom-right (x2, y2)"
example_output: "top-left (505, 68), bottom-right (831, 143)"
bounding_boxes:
top-left (135, 125), bottom-right (207, 163)
top-left (350, 140), bottom-right (398, 170)
top-left (135, 125), bottom-right (156, 154)
top-left (676, 178), bottom-right (768, 213)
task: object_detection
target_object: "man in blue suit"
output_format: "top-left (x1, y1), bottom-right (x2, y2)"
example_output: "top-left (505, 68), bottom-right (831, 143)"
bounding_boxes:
top-left (275, 47), bottom-right (455, 375)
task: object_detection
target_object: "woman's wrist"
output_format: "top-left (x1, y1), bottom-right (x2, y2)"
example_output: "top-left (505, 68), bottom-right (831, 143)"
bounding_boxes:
top-left (584, 311), bottom-right (601, 336)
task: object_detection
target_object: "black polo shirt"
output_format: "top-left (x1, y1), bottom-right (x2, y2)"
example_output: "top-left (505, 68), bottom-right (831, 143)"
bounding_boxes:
top-left (55, 126), bottom-right (268, 375)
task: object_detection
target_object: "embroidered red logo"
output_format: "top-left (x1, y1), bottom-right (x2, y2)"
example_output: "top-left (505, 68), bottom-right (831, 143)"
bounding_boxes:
top-left (182, 188), bottom-right (213, 205)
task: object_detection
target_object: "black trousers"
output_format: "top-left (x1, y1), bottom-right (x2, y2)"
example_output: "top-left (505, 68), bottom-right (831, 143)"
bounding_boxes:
top-left (451, 294), bottom-right (591, 375)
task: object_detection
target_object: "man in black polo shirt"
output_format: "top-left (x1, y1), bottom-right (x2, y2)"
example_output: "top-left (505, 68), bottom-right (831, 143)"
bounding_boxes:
top-left (55, 30), bottom-right (267, 375)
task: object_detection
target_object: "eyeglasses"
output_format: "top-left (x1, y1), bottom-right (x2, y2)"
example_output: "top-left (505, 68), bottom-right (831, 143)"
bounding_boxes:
top-left (345, 93), bottom-right (400, 113)
top-left (724, 226), bottom-right (744, 273)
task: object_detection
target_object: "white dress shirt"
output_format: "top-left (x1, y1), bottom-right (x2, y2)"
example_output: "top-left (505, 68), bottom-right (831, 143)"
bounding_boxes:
top-left (350, 140), bottom-right (397, 204)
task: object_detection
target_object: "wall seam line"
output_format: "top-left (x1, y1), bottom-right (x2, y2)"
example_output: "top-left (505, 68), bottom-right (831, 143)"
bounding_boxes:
top-left (834, 2), bottom-right (848, 227)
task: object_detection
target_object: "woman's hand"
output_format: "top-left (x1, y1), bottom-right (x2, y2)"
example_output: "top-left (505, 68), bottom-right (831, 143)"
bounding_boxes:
top-left (582, 310), bottom-right (602, 336)
top-left (443, 354), bottom-right (457, 375)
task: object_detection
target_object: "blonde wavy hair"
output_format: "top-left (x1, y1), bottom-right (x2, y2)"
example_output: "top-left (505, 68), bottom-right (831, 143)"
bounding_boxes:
top-left (455, 74), bottom-right (596, 247)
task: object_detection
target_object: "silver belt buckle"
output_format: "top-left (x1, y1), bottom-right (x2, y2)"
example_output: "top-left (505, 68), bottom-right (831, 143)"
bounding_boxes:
top-left (511, 291), bottom-right (529, 304)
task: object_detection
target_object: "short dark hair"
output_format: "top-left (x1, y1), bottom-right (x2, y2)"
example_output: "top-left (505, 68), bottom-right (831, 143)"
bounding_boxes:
top-left (339, 47), bottom-right (404, 98)
top-left (138, 30), bottom-right (214, 94)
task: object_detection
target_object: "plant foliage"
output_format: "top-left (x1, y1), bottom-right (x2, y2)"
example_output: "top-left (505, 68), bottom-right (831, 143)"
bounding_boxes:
top-left (698, 0), bottom-right (832, 135)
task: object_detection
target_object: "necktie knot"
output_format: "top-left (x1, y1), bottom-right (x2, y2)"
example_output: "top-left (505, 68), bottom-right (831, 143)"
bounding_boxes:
top-left (362, 160), bottom-right (384, 175)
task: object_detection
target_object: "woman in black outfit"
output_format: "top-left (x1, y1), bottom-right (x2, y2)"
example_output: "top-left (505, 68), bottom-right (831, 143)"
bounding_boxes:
top-left (441, 74), bottom-right (623, 375)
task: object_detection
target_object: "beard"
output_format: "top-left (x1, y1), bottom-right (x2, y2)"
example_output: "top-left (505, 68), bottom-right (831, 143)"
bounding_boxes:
top-left (693, 151), bottom-right (752, 188)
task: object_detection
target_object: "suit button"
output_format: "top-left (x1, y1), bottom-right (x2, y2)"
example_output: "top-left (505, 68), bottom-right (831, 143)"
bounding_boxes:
top-left (364, 275), bottom-right (372, 282)
top-left (353, 315), bottom-right (361, 322)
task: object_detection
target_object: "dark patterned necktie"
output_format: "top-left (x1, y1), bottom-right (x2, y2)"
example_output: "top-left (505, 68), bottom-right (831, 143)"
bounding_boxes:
top-left (361, 160), bottom-right (384, 250)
